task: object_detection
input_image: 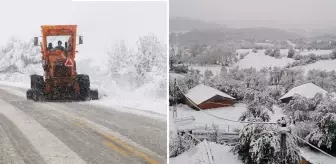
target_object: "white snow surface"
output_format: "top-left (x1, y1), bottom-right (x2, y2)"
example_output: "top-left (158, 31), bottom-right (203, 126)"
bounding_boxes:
top-left (170, 104), bottom-right (284, 132)
top-left (300, 147), bottom-right (336, 164)
top-left (279, 83), bottom-right (327, 100)
top-left (170, 140), bottom-right (242, 164)
top-left (235, 50), bottom-right (295, 70)
top-left (186, 84), bottom-right (235, 105)
top-left (171, 104), bottom-right (247, 130)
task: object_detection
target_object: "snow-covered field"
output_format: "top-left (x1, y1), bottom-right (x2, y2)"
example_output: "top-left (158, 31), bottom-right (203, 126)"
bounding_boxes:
top-left (294, 60), bottom-right (336, 75)
top-left (235, 50), bottom-right (295, 70)
top-left (187, 48), bottom-right (334, 78)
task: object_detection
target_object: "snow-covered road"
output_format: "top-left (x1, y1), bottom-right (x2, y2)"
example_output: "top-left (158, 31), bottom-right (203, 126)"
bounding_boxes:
top-left (0, 85), bottom-right (167, 164)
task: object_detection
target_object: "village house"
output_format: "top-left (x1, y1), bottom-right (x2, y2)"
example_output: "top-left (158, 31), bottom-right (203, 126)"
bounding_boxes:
top-left (279, 82), bottom-right (327, 103)
top-left (185, 84), bottom-right (235, 110)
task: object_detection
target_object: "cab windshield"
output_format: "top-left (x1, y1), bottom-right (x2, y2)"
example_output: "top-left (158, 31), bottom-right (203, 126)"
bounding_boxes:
top-left (46, 35), bottom-right (71, 51)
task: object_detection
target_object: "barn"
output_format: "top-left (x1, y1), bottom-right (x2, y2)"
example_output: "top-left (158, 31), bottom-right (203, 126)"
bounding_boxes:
top-left (279, 83), bottom-right (327, 103)
top-left (184, 84), bottom-right (235, 110)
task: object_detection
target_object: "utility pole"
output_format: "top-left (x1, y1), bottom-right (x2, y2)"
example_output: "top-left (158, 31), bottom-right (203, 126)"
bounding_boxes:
top-left (173, 78), bottom-right (177, 118)
top-left (278, 117), bottom-right (287, 164)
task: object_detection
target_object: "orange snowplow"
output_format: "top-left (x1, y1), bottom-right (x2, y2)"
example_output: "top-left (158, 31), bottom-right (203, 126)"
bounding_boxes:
top-left (26, 25), bottom-right (98, 101)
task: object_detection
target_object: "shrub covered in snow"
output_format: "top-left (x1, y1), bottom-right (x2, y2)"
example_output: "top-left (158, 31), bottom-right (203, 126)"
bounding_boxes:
top-left (287, 48), bottom-right (295, 58)
top-left (293, 53), bottom-right (304, 60)
top-left (169, 132), bottom-right (195, 157)
top-left (329, 49), bottom-right (336, 60)
top-left (264, 48), bottom-right (272, 56)
top-left (252, 48), bottom-right (258, 53)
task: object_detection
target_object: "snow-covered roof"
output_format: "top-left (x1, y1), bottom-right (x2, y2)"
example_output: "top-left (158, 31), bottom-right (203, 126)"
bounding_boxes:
top-left (280, 83), bottom-right (327, 100)
top-left (186, 84), bottom-right (235, 105)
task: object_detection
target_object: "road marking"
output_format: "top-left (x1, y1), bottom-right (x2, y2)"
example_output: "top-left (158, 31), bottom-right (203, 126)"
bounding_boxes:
top-left (0, 99), bottom-right (87, 164)
top-left (74, 119), bottom-right (159, 164)
top-left (103, 141), bottom-right (129, 157)
top-left (98, 129), bottom-right (159, 164)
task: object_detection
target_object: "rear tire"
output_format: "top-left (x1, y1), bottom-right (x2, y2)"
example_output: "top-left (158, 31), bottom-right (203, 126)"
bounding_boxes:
top-left (77, 74), bottom-right (90, 101)
top-left (29, 74), bottom-right (44, 101)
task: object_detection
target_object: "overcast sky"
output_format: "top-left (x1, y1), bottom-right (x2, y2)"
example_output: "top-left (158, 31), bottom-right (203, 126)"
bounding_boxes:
top-left (170, 0), bottom-right (336, 29)
top-left (0, 0), bottom-right (167, 63)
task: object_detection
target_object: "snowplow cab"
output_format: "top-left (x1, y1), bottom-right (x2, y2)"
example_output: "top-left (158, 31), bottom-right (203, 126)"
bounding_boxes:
top-left (27, 25), bottom-right (98, 101)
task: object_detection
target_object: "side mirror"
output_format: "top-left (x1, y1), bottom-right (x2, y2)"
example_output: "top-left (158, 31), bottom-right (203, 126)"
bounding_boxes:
top-left (33, 37), bottom-right (38, 46)
top-left (79, 36), bottom-right (83, 44)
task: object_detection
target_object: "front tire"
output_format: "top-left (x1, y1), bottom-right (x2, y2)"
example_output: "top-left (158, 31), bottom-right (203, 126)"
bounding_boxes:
top-left (77, 74), bottom-right (90, 101)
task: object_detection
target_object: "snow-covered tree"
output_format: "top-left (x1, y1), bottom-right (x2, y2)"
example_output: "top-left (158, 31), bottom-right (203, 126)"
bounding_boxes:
top-left (284, 94), bottom-right (312, 122)
top-left (203, 69), bottom-right (213, 85)
top-left (135, 34), bottom-right (165, 86)
top-left (233, 123), bottom-right (301, 164)
top-left (306, 93), bottom-right (336, 150)
top-left (239, 101), bottom-right (271, 122)
top-left (107, 40), bottom-right (132, 78)
top-left (183, 68), bottom-right (201, 89)
top-left (279, 68), bottom-right (305, 92)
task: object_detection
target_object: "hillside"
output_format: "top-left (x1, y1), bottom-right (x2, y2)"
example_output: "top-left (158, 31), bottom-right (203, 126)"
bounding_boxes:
top-left (170, 17), bottom-right (226, 33)
top-left (170, 18), bottom-right (305, 46)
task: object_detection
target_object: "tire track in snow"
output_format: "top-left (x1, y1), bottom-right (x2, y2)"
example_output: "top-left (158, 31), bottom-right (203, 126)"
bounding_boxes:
top-left (0, 117), bottom-right (26, 164)
top-left (0, 99), bottom-right (87, 164)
